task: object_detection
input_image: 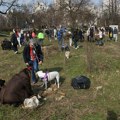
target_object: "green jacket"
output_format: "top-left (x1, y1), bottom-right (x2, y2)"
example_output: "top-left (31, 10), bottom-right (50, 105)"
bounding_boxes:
top-left (37, 32), bottom-right (44, 39)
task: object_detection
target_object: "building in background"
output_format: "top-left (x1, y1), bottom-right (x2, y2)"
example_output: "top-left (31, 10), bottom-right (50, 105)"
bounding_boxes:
top-left (33, 1), bottom-right (48, 13)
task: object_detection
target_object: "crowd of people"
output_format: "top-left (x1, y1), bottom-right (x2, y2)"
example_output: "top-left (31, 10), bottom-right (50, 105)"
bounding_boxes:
top-left (0, 25), bottom-right (118, 106)
top-left (10, 26), bottom-right (119, 54)
top-left (9, 25), bottom-right (119, 84)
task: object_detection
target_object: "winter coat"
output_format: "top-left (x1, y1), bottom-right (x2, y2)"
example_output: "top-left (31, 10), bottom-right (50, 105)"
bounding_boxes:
top-left (23, 43), bottom-right (43, 63)
top-left (11, 33), bottom-right (18, 45)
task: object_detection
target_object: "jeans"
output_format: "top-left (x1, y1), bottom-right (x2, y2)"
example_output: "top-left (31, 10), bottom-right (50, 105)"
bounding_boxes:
top-left (30, 59), bottom-right (39, 83)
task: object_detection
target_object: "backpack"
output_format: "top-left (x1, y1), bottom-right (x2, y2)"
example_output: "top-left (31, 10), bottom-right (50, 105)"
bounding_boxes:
top-left (71, 76), bottom-right (91, 89)
top-left (1, 39), bottom-right (12, 50)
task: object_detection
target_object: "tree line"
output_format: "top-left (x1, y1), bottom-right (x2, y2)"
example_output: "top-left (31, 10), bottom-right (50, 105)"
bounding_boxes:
top-left (0, 0), bottom-right (120, 31)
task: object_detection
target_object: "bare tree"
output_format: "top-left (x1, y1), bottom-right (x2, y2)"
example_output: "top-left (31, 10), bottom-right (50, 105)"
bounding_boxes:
top-left (0, 0), bottom-right (18, 14)
top-left (55, 0), bottom-right (91, 27)
top-left (101, 0), bottom-right (120, 25)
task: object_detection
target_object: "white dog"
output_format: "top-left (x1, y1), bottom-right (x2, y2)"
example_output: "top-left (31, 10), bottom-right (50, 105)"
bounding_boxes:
top-left (23, 96), bottom-right (40, 109)
top-left (61, 45), bottom-right (70, 59)
top-left (36, 71), bottom-right (60, 89)
top-left (65, 51), bottom-right (70, 59)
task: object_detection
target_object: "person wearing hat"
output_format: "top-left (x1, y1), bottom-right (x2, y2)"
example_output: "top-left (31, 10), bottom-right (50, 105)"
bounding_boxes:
top-left (23, 39), bottom-right (44, 84)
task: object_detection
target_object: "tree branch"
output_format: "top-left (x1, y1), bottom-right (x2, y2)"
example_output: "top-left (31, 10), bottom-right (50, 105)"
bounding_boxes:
top-left (0, 0), bottom-right (18, 14)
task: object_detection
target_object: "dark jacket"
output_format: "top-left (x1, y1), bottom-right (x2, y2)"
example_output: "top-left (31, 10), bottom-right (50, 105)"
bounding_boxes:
top-left (72, 30), bottom-right (79, 41)
top-left (57, 30), bottom-right (63, 41)
top-left (23, 43), bottom-right (44, 63)
top-left (11, 33), bottom-right (18, 45)
top-left (113, 28), bottom-right (118, 34)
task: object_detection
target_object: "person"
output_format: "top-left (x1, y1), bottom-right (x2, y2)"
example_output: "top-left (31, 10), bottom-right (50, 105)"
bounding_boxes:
top-left (86, 28), bottom-right (90, 41)
top-left (20, 29), bottom-right (24, 45)
top-left (26, 31), bottom-right (30, 42)
top-left (53, 27), bottom-right (57, 40)
top-left (113, 27), bottom-right (118, 42)
top-left (79, 29), bottom-right (84, 42)
top-left (67, 30), bottom-right (72, 47)
top-left (89, 27), bottom-right (94, 42)
top-left (109, 27), bottom-right (113, 40)
top-left (23, 39), bottom-right (44, 84)
top-left (72, 29), bottom-right (79, 49)
top-left (37, 30), bottom-right (45, 46)
top-left (96, 28), bottom-right (104, 46)
top-left (45, 29), bottom-right (50, 41)
top-left (32, 30), bottom-right (36, 39)
top-left (16, 29), bottom-right (22, 47)
top-left (11, 30), bottom-right (18, 54)
top-left (57, 29), bottom-right (63, 50)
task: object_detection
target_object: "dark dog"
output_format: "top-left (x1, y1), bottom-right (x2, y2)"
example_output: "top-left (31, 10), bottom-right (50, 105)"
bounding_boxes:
top-left (1, 39), bottom-right (12, 50)
top-left (0, 68), bottom-right (33, 106)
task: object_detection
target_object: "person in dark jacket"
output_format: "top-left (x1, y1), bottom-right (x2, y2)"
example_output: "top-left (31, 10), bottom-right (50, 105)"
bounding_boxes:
top-left (89, 27), bottom-right (94, 42)
top-left (23, 39), bottom-right (43, 84)
top-left (10, 30), bottom-right (18, 54)
top-left (79, 29), bottom-right (84, 42)
top-left (72, 29), bottom-right (79, 49)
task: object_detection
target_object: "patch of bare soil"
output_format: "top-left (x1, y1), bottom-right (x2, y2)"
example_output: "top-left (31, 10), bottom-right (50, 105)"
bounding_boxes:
top-left (42, 45), bottom-right (59, 57)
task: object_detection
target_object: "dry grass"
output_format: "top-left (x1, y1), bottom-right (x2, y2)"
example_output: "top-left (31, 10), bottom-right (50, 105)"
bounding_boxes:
top-left (0, 37), bottom-right (120, 120)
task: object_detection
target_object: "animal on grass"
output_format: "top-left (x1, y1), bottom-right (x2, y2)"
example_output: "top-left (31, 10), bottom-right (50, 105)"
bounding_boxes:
top-left (36, 70), bottom-right (60, 89)
top-left (65, 51), bottom-right (70, 59)
top-left (61, 44), bottom-right (70, 59)
top-left (0, 68), bottom-right (33, 106)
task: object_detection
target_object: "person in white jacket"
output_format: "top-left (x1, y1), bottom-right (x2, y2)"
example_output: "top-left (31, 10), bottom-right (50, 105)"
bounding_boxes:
top-left (16, 29), bottom-right (22, 47)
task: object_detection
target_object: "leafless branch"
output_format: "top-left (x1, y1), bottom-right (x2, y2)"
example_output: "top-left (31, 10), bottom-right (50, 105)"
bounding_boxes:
top-left (0, 0), bottom-right (19, 14)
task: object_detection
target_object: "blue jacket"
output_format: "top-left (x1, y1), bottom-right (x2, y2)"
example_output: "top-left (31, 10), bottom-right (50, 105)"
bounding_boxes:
top-left (57, 30), bottom-right (63, 41)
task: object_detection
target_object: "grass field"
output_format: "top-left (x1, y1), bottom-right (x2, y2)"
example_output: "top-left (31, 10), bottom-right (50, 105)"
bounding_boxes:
top-left (0, 36), bottom-right (120, 120)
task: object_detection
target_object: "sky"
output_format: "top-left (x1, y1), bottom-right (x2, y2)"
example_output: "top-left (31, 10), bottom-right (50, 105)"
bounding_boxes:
top-left (92, 0), bottom-right (100, 5)
top-left (20, 0), bottom-right (101, 5)
top-left (0, 0), bottom-right (101, 11)
top-left (20, 0), bottom-right (52, 5)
